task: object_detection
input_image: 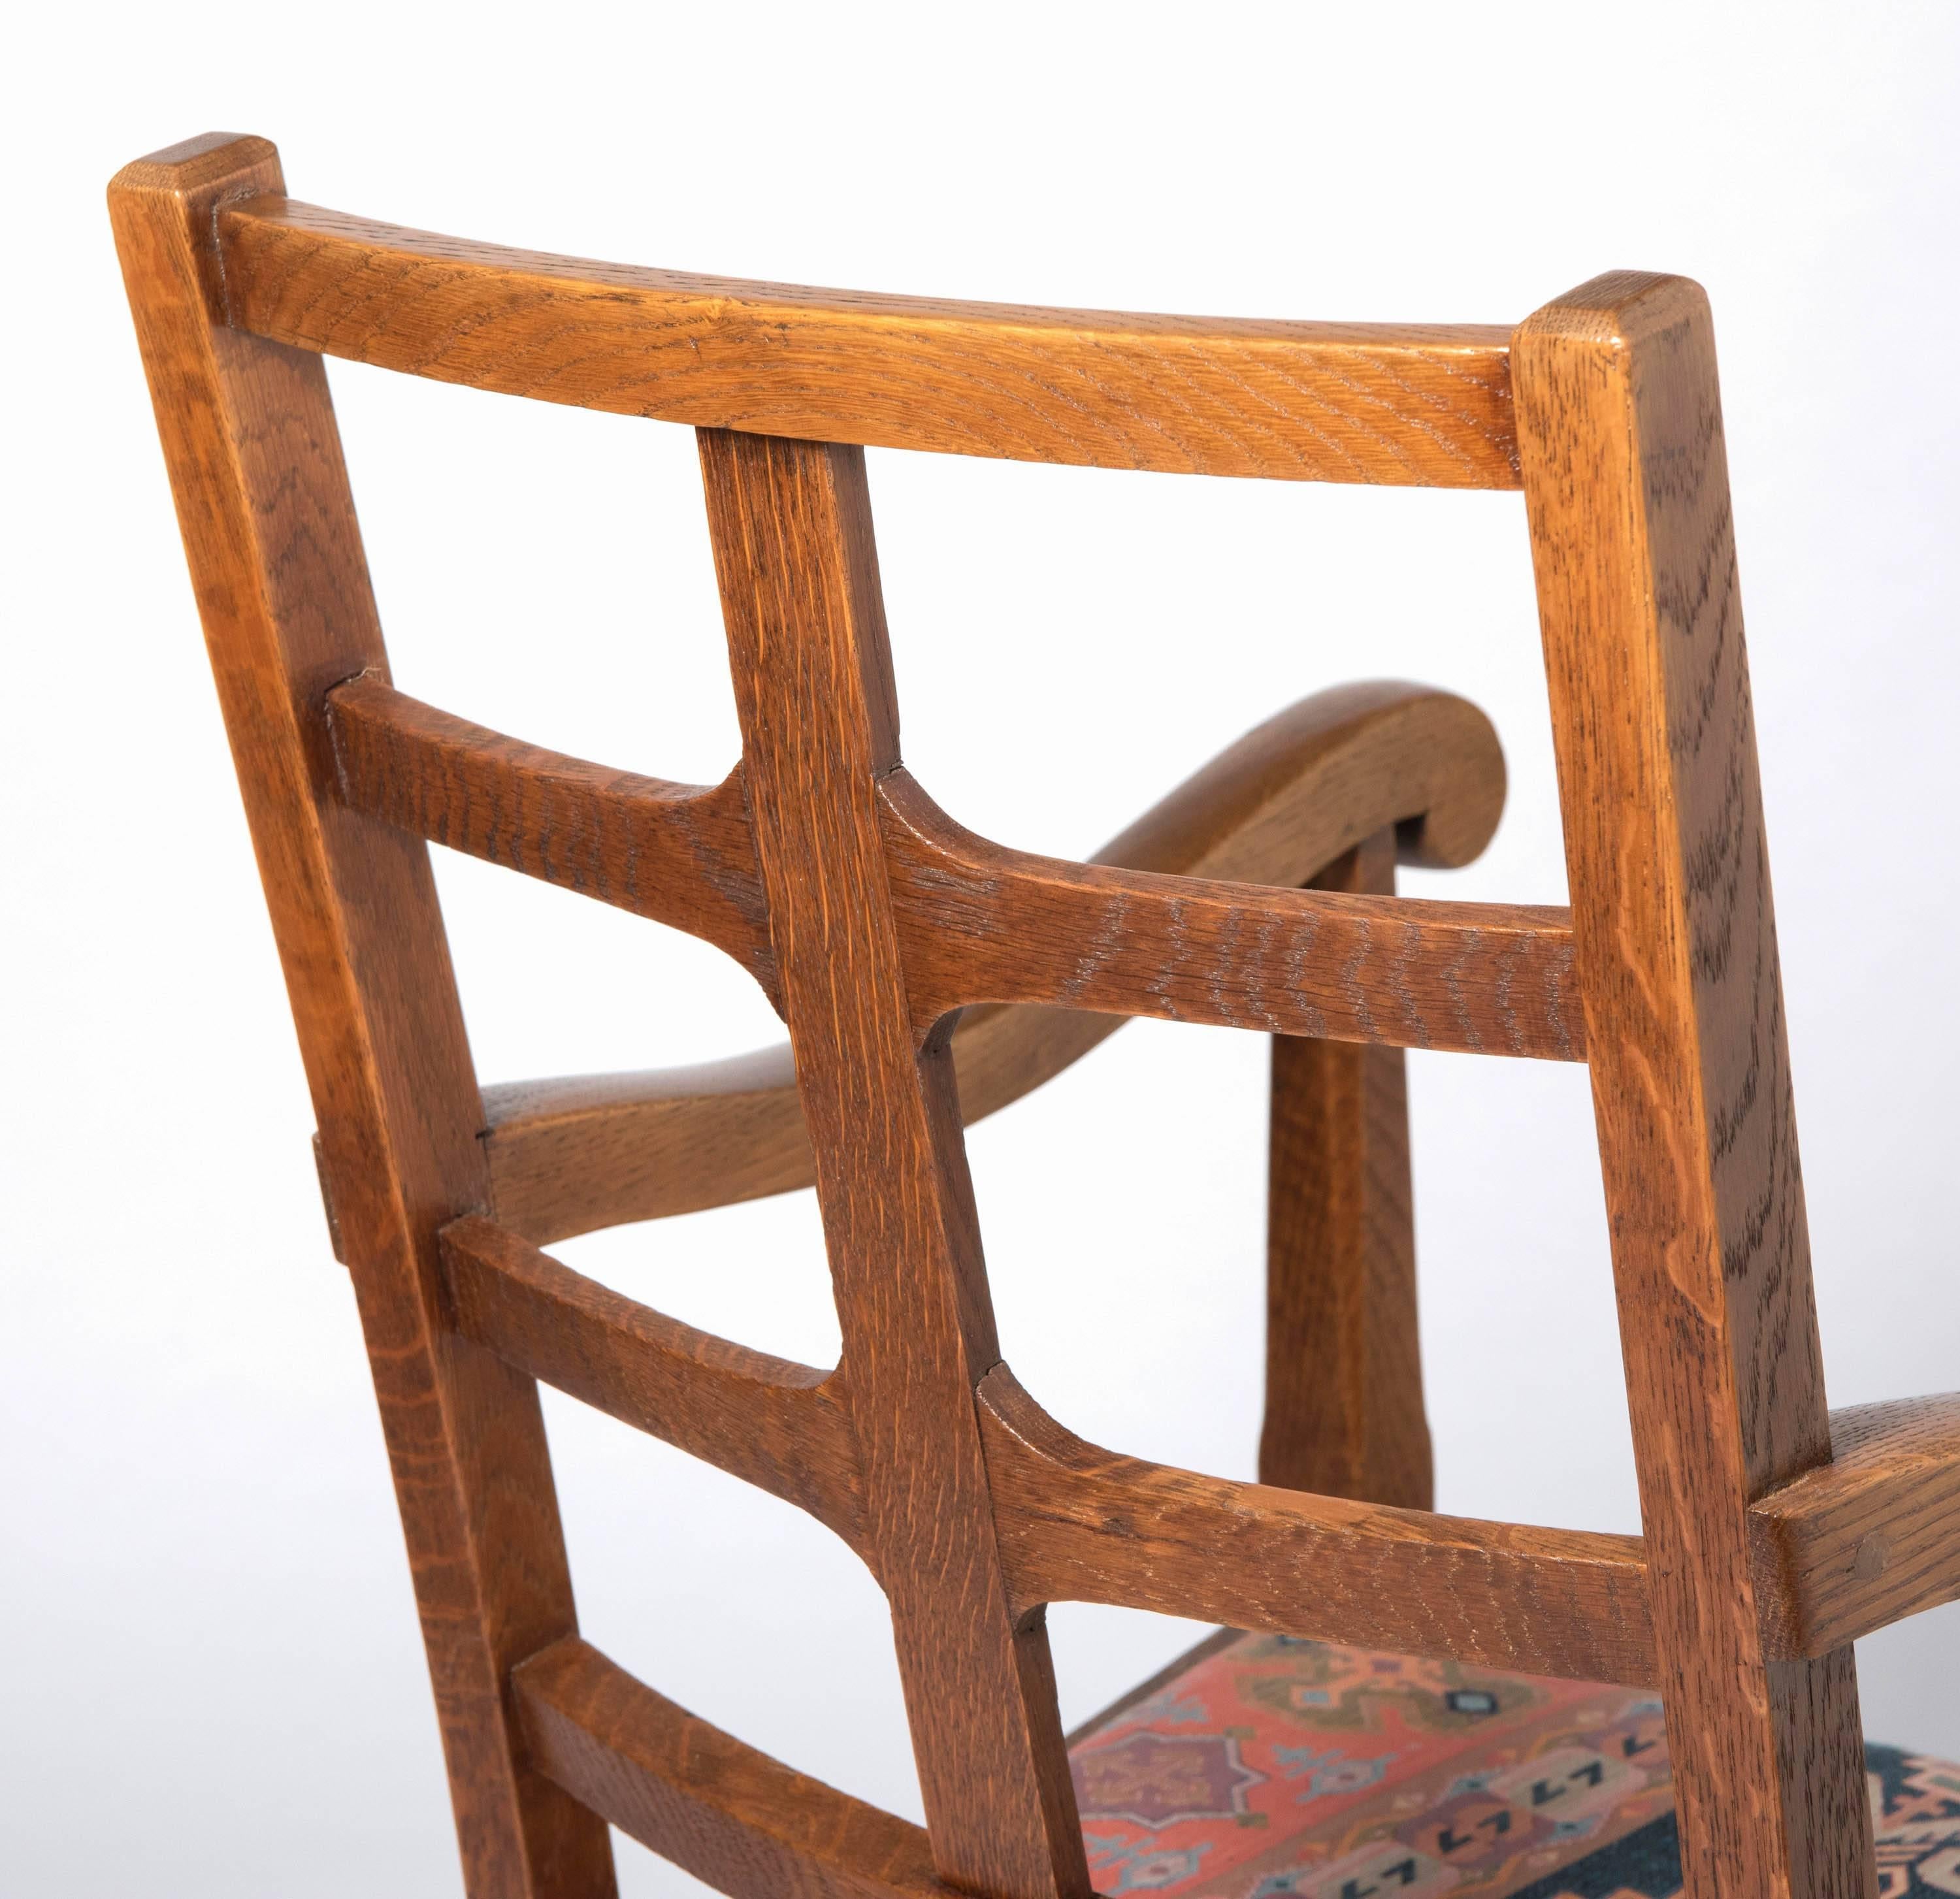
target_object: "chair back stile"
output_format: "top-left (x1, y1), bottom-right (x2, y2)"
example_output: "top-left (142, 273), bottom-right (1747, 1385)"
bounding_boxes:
top-left (114, 129), bottom-right (1938, 1899)
top-left (107, 135), bottom-right (614, 1898)
top-left (1516, 284), bottom-right (1870, 1891)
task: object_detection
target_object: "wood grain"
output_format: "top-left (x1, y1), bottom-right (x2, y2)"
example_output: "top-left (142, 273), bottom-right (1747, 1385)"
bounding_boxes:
top-left (122, 129), bottom-right (1923, 1897)
top-left (215, 196), bottom-right (1520, 489)
top-left (440, 1216), bottom-right (865, 1555)
top-left (482, 1048), bottom-right (808, 1244)
top-left (1516, 272), bottom-right (1873, 1896)
top-left (110, 132), bottom-right (614, 1898)
top-left (1753, 1393), bottom-right (1960, 1657)
top-left (977, 1365), bottom-right (1656, 1686)
top-left (1085, 677), bottom-right (1505, 882)
top-left (1260, 828), bottom-right (1431, 1508)
top-left (515, 1638), bottom-right (955, 1899)
top-left (327, 673), bottom-right (774, 997)
top-left (881, 770), bottom-right (1581, 1059)
top-left (480, 681), bottom-right (1506, 1243)
top-left (702, 428), bottom-right (1088, 1899)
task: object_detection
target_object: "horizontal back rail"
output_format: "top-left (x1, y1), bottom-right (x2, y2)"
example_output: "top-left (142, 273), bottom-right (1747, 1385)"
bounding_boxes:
top-left (477, 679), bottom-right (1509, 1241)
top-left (977, 1367), bottom-right (1657, 1685)
top-left (441, 1217), bottom-right (866, 1553)
top-left (446, 1204), bottom-right (1960, 1682)
top-left (216, 196), bottom-right (1520, 488)
top-left (515, 1638), bottom-right (953, 1899)
top-left (882, 773), bottom-right (1584, 1059)
top-left (328, 675), bottom-right (775, 994)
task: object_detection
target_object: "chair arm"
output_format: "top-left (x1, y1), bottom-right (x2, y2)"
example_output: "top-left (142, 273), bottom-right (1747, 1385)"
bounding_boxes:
top-left (1752, 1391), bottom-right (1960, 1656)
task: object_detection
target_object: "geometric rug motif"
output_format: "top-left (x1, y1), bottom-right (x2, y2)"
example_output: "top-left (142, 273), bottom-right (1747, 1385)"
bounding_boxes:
top-left (1066, 1631), bottom-right (1960, 1898)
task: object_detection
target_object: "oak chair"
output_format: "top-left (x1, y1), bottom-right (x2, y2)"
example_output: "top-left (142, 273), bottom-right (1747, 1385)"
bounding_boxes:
top-left (111, 131), bottom-right (1960, 1899)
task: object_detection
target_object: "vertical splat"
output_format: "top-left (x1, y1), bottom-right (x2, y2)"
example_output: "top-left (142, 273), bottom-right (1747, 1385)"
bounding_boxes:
top-left (697, 429), bottom-right (1089, 1899)
top-left (109, 134), bottom-right (615, 1899)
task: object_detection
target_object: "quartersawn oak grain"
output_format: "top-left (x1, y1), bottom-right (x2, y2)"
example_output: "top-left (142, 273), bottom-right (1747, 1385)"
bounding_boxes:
top-left (700, 427), bottom-right (1088, 1899)
top-left (977, 1364), bottom-right (1656, 1688)
top-left (1752, 1393), bottom-right (1960, 1658)
top-left (480, 680), bottom-right (1505, 1244)
top-left (327, 674), bottom-right (774, 997)
top-left (440, 1216), bottom-right (865, 1555)
top-left (120, 125), bottom-right (1916, 1899)
top-left (110, 132), bottom-right (615, 1898)
top-left (880, 769), bottom-right (1582, 1059)
top-left (216, 197), bottom-right (1520, 489)
top-left (1516, 272), bottom-right (1872, 1895)
top-left (515, 1638), bottom-right (957, 1899)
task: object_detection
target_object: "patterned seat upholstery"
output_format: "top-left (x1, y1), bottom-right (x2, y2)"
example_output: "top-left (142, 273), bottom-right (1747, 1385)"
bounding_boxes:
top-left (1067, 1632), bottom-right (1960, 1898)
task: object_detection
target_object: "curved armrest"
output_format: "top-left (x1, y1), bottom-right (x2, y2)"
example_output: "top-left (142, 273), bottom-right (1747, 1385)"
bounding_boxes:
top-left (482, 679), bottom-right (1504, 1242)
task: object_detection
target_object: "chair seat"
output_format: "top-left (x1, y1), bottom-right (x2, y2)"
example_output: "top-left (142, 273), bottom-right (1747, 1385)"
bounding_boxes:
top-left (1067, 1631), bottom-right (1960, 1897)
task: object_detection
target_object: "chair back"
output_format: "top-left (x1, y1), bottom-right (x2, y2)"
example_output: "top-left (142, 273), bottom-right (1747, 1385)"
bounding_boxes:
top-left (117, 131), bottom-right (1946, 1899)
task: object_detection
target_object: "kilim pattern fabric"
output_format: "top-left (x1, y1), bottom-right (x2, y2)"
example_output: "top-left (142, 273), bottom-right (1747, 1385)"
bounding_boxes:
top-left (1067, 1631), bottom-right (1960, 1897)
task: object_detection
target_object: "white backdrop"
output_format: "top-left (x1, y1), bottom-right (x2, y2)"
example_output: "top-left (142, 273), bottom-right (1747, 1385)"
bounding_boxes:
top-left (8, 4), bottom-right (1958, 1891)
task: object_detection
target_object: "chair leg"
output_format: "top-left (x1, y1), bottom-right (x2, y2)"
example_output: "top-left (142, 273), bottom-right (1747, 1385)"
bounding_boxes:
top-left (1260, 826), bottom-right (1433, 1510)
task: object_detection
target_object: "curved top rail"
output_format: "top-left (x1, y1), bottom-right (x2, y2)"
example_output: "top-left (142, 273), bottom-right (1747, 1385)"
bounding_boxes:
top-left (216, 195), bottom-right (1521, 489)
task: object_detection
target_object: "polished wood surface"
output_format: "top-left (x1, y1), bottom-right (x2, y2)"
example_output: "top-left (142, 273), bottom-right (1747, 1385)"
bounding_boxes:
top-left (480, 679), bottom-right (1505, 1244)
top-left (1260, 828), bottom-right (1431, 1507)
top-left (441, 1216), bottom-right (865, 1555)
top-left (1516, 271), bottom-right (1872, 1894)
top-left (115, 127), bottom-right (1927, 1899)
top-left (880, 772), bottom-right (1581, 1058)
top-left (216, 197), bottom-right (1520, 489)
top-left (977, 1365), bottom-right (1656, 1686)
top-left (328, 675), bottom-right (774, 996)
top-left (482, 1050), bottom-right (806, 1244)
top-left (516, 1639), bottom-right (954, 1899)
top-left (700, 428), bottom-right (1086, 1899)
top-left (109, 132), bottom-right (614, 1898)
top-left (1753, 1393), bottom-right (1960, 1658)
